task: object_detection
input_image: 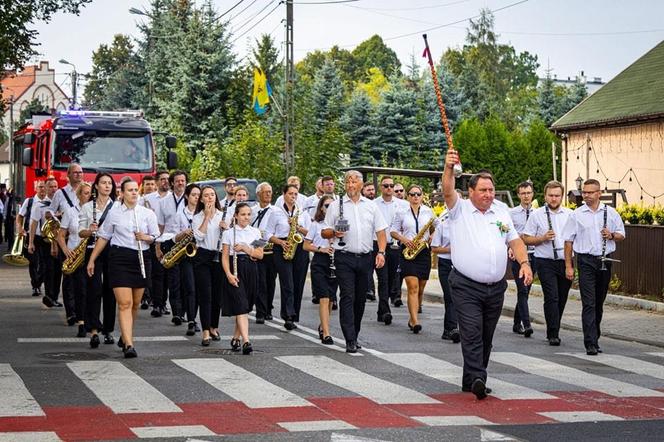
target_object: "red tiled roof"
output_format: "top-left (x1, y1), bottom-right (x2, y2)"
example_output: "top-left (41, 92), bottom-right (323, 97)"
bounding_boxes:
top-left (1, 65), bottom-right (37, 102)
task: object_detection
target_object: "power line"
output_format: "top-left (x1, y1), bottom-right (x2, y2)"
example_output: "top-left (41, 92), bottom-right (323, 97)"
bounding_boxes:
top-left (228, 0), bottom-right (260, 22)
top-left (232, 1), bottom-right (283, 44)
top-left (232, 0), bottom-right (277, 35)
top-left (218, 0), bottom-right (245, 20)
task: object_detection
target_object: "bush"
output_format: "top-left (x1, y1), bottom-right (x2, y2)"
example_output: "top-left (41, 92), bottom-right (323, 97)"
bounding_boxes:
top-left (616, 203), bottom-right (660, 225)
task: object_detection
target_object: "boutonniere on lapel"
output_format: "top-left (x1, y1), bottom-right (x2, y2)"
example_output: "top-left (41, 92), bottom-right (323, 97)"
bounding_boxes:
top-left (493, 221), bottom-right (510, 236)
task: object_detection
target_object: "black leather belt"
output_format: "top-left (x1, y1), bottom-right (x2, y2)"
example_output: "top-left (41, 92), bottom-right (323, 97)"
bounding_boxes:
top-left (337, 250), bottom-right (371, 257)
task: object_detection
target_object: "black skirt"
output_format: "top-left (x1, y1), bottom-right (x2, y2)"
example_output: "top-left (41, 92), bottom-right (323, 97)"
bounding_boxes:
top-left (310, 253), bottom-right (338, 299)
top-left (221, 255), bottom-right (257, 316)
top-left (108, 245), bottom-right (152, 289)
top-left (400, 245), bottom-right (432, 280)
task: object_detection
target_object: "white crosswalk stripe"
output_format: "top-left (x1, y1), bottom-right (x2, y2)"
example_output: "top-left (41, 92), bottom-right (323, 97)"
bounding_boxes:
top-left (173, 358), bottom-right (312, 408)
top-left (539, 411), bottom-right (623, 422)
top-left (561, 353), bottom-right (664, 380)
top-left (377, 353), bottom-right (556, 400)
top-left (276, 355), bottom-right (439, 404)
top-left (67, 361), bottom-right (182, 414)
top-left (491, 352), bottom-right (664, 397)
top-left (131, 425), bottom-right (216, 438)
top-left (0, 364), bottom-right (45, 417)
top-left (0, 432), bottom-right (61, 442)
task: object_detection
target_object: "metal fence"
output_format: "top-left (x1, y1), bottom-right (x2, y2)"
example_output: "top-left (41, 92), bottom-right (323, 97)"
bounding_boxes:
top-left (612, 224), bottom-right (664, 298)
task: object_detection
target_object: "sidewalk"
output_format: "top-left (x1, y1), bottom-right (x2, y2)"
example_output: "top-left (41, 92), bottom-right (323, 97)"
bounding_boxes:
top-left (422, 271), bottom-right (664, 348)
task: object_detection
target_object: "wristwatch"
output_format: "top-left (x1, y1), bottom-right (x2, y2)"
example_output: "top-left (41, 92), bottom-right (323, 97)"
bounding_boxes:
top-left (377, 251), bottom-right (386, 256)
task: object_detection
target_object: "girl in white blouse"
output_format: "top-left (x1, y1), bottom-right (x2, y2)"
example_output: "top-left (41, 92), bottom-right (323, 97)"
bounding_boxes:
top-left (303, 195), bottom-right (337, 345)
top-left (221, 203), bottom-right (264, 354)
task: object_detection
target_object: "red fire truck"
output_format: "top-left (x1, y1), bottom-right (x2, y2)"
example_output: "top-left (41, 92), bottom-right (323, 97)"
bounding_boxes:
top-left (11, 110), bottom-right (177, 200)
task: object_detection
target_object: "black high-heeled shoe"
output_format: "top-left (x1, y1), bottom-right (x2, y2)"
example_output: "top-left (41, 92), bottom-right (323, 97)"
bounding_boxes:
top-left (321, 336), bottom-right (334, 345)
top-left (230, 338), bottom-right (241, 351)
top-left (408, 323), bottom-right (422, 334)
top-left (242, 342), bottom-right (253, 355)
top-left (210, 332), bottom-right (221, 341)
top-left (201, 337), bottom-right (211, 347)
top-left (318, 325), bottom-right (324, 340)
top-left (90, 334), bottom-right (100, 349)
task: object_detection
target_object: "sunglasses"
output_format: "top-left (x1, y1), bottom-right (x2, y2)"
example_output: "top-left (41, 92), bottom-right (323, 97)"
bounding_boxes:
top-left (323, 203), bottom-right (330, 208)
top-left (382, 183), bottom-right (395, 188)
top-left (395, 189), bottom-right (404, 193)
top-left (408, 192), bottom-right (422, 197)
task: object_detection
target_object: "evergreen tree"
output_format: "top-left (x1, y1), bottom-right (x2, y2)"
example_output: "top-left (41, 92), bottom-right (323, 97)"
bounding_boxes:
top-left (19, 98), bottom-right (49, 123)
top-left (352, 35), bottom-right (401, 80)
top-left (308, 59), bottom-right (344, 133)
top-left (538, 69), bottom-right (558, 126)
top-left (251, 34), bottom-right (281, 85)
top-left (340, 89), bottom-right (374, 165)
top-left (83, 34), bottom-right (136, 110)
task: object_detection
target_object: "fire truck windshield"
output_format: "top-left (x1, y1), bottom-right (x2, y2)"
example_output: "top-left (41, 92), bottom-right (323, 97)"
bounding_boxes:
top-left (52, 130), bottom-right (153, 172)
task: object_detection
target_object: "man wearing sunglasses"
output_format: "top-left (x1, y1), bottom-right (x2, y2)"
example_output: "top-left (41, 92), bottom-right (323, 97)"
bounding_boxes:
top-left (394, 183), bottom-right (405, 199)
top-left (442, 149), bottom-right (532, 400)
top-left (374, 176), bottom-right (409, 322)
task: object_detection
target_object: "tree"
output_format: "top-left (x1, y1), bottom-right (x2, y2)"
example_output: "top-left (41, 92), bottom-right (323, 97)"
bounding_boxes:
top-left (357, 67), bottom-right (389, 104)
top-left (19, 98), bottom-right (49, 123)
top-left (538, 69), bottom-right (558, 126)
top-left (251, 34), bottom-right (281, 85)
top-left (0, 0), bottom-right (91, 71)
top-left (352, 35), bottom-right (401, 81)
top-left (308, 59), bottom-right (344, 132)
top-left (340, 89), bottom-right (374, 165)
top-left (83, 34), bottom-right (136, 109)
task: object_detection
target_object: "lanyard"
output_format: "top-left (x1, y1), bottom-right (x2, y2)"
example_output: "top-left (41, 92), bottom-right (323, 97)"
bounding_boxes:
top-left (252, 207), bottom-right (269, 227)
top-left (410, 206), bottom-right (420, 233)
top-left (173, 192), bottom-right (184, 211)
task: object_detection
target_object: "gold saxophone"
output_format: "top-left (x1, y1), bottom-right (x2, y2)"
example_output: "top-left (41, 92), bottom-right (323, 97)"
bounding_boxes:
top-left (41, 218), bottom-right (61, 244)
top-left (402, 209), bottom-right (450, 261)
top-left (282, 208), bottom-right (303, 261)
top-left (161, 231), bottom-right (197, 269)
top-left (62, 237), bottom-right (89, 275)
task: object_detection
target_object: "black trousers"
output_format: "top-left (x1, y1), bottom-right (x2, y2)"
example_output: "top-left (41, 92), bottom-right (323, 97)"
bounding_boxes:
top-left (150, 243), bottom-right (168, 309)
top-left (180, 257), bottom-right (197, 322)
top-left (388, 245), bottom-right (403, 302)
top-left (511, 254), bottom-right (536, 328)
top-left (450, 269), bottom-right (506, 388)
top-left (537, 258), bottom-right (572, 339)
top-left (335, 251), bottom-right (373, 343)
top-left (194, 249), bottom-right (222, 330)
top-left (5, 215), bottom-right (14, 246)
top-left (85, 246), bottom-right (116, 333)
top-left (161, 240), bottom-right (183, 318)
top-left (373, 241), bottom-right (391, 319)
top-left (36, 236), bottom-right (59, 302)
top-left (273, 243), bottom-right (309, 322)
top-left (256, 253), bottom-right (277, 318)
top-left (24, 241), bottom-right (43, 290)
top-left (72, 265), bottom-right (87, 322)
top-left (437, 258), bottom-right (458, 332)
top-left (577, 253), bottom-right (612, 349)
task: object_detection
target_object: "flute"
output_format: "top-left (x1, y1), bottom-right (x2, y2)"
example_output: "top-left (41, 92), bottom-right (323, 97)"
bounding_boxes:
top-left (232, 224), bottom-right (238, 278)
top-left (545, 204), bottom-right (558, 260)
top-left (133, 208), bottom-right (146, 279)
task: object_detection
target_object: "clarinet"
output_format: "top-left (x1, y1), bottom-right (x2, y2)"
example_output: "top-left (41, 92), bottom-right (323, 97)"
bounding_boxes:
top-left (232, 224), bottom-right (238, 278)
top-left (90, 192), bottom-right (97, 247)
top-left (600, 205), bottom-right (608, 271)
top-left (545, 204), bottom-right (558, 260)
top-left (213, 199), bottom-right (230, 263)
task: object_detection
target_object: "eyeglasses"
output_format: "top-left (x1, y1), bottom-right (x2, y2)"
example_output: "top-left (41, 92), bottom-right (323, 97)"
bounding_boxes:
top-left (394, 189), bottom-right (404, 193)
top-left (408, 192), bottom-right (422, 197)
top-left (581, 190), bottom-right (599, 195)
top-left (226, 182), bottom-right (237, 187)
top-left (382, 183), bottom-right (395, 188)
top-left (323, 203), bottom-right (330, 208)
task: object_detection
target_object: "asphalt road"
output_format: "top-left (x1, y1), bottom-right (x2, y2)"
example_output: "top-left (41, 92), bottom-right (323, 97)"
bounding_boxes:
top-left (1, 261), bottom-right (664, 441)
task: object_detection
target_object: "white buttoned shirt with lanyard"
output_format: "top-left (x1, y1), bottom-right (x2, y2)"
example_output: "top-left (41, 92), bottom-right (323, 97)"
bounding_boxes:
top-left (142, 191), bottom-right (167, 213)
top-left (275, 193), bottom-right (308, 213)
top-left (157, 191), bottom-right (186, 242)
top-left (20, 195), bottom-right (44, 232)
top-left (562, 202), bottom-right (625, 256)
top-left (222, 225), bottom-right (262, 256)
top-left (305, 220), bottom-right (331, 249)
top-left (176, 206), bottom-right (196, 232)
top-left (97, 204), bottom-right (159, 251)
top-left (30, 196), bottom-right (52, 237)
top-left (391, 204), bottom-right (438, 242)
top-left (324, 195), bottom-right (388, 254)
top-left (61, 204), bottom-right (82, 250)
top-left (265, 203), bottom-right (311, 239)
top-left (48, 184), bottom-right (77, 216)
top-left (431, 221), bottom-right (452, 260)
top-left (510, 204), bottom-right (535, 254)
top-left (448, 198), bottom-right (519, 284)
top-left (375, 196), bottom-right (408, 245)
top-left (192, 210), bottom-right (224, 251)
top-left (219, 197), bottom-right (236, 225)
top-left (523, 206), bottom-right (572, 260)
top-left (251, 204), bottom-right (274, 242)
top-left (79, 198), bottom-right (114, 248)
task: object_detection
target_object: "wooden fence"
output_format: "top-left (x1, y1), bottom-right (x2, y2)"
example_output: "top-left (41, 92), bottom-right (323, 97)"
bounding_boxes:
top-left (612, 224), bottom-right (664, 298)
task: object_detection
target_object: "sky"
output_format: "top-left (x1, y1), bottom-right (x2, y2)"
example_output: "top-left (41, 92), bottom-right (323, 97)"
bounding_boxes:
top-left (30, 0), bottom-right (664, 95)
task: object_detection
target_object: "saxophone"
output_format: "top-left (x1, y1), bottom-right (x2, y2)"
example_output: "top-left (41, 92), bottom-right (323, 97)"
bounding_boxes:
top-left (161, 230), bottom-right (197, 269)
top-left (62, 237), bottom-right (89, 275)
top-left (282, 206), bottom-right (303, 261)
top-left (403, 209), bottom-right (449, 261)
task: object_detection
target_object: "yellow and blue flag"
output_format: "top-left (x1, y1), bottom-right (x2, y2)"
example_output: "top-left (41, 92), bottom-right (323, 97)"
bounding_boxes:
top-left (252, 67), bottom-right (272, 115)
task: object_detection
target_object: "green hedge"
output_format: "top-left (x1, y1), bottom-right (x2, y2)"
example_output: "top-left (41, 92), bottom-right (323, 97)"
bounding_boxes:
top-left (617, 204), bottom-right (664, 225)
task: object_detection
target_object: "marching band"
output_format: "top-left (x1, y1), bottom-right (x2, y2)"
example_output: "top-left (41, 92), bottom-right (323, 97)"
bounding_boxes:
top-left (8, 164), bottom-right (626, 396)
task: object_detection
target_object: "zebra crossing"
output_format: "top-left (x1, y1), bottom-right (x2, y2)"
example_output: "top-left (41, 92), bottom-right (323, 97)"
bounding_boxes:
top-left (1, 349), bottom-right (664, 440)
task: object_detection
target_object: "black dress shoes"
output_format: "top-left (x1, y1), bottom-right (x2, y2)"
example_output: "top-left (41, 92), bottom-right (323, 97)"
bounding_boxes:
top-left (76, 324), bottom-right (86, 338)
top-left (463, 384), bottom-right (492, 394)
top-left (186, 322), bottom-right (196, 336)
top-left (90, 334), bottom-right (100, 349)
top-left (442, 329), bottom-right (461, 343)
top-left (103, 334), bottom-right (115, 345)
top-left (150, 308), bottom-right (162, 318)
top-left (255, 317), bottom-right (265, 325)
top-left (172, 316), bottom-right (182, 326)
top-left (32, 288), bottom-right (41, 297)
top-left (201, 337), bottom-right (210, 347)
top-left (66, 316), bottom-right (76, 326)
top-left (52, 300), bottom-right (63, 308)
top-left (523, 327), bottom-right (534, 338)
top-left (548, 337), bottom-right (561, 346)
top-left (265, 314), bottom-right (274, 320)
top-left (382, 313), bottom-right (393, 325)
top-left (366, 293), bottom-right (376, 302)
top-left (42, 295), bottom-right (53, 308)
top-left (597, 345), bottom-right (603, 353)
top-left (393, 299), bottom-right (403, 308)
top-left (284, 320), bottom-right (296, 331)
top-left (345, 341), bottom-right (357, 353)
top-left (471, 378), bottom-right (488, 400)
top-left (586, 345), bottom-right (599, 356)
top-left (123, 346), bottom-right (137, 358)
top-left (210, 332), bottom-right (221, 341)
top-left (513, 324), bottom-right (525, 335)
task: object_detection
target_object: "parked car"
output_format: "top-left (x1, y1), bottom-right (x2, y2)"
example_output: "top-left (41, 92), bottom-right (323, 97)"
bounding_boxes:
top-left (194, 178), bottom-right (259, 205)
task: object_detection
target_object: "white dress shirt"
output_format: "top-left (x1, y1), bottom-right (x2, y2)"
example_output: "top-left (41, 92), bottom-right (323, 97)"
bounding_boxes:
top-left (375, 196), bottom-right (408, 244)
top-left (219, 198), bottom-right (236, 225)
top-left (49, 184), bottom-right (77, 215)
top-left (523, 206), bottom-right (572, 260)
top-left (221, 224), bottom-right (262, 255)
top-left (265, 204), bottom-right (311, 239)
top-left (61, 206), bottom-right (82, 250)
top-left (510, 204), bottom-right (535, 253)
top-left (157, 191), bottom-right (186, 242)
top-left (176, 206), bottom-right (196, 231)
top-left (251, 204), bottom-right (274, 241)
top-left (303, 193), bottom-right (322, 217)
top-left (324, 195), bottom-right (388, 254)
top-left (79, 198), bottom-right (114, 230)
top-left (275, 193), bottom-right (308, 212)
top-left (431, 221), bottom-right (451, 260)
top-left (391, 205), bottom-right (437, 241)
top-left (448, 199), bottom-right (519, 283)
top-left (562, 203), bottom-right (625, 256)
top-left (305, 220), bottom-right (332, 249)
top-left (142, 191), bottom-right (167, 213)
top-left (30, 196), bottom-right (52, 236)
top-left (97, 204), bottom-right (159, 250)
top-left (192, 210), bottom-right (224, 251)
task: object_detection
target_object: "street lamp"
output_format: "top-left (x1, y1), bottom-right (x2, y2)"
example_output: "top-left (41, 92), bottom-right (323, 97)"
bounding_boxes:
top-left (575, 174), bottom-right (584, 191)
top-left (59, 59), bottom-right (78, 109)
top-left (129, 7), bottom-right (152, 17)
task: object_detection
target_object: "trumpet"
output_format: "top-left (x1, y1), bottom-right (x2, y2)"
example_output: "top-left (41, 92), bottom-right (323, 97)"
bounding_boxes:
top-left (2, 233), bottom-right (29, 266)
top-left (41, 218), bottom-right (60, 244)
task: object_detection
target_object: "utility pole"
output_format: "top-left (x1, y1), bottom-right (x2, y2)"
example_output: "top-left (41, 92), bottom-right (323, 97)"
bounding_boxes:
top-left (284, 0), bottom-right (294, 176)
top-left (71, 70), bottom-right (78, 109)
top-left (551, 141), bottom-right (557, 182)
